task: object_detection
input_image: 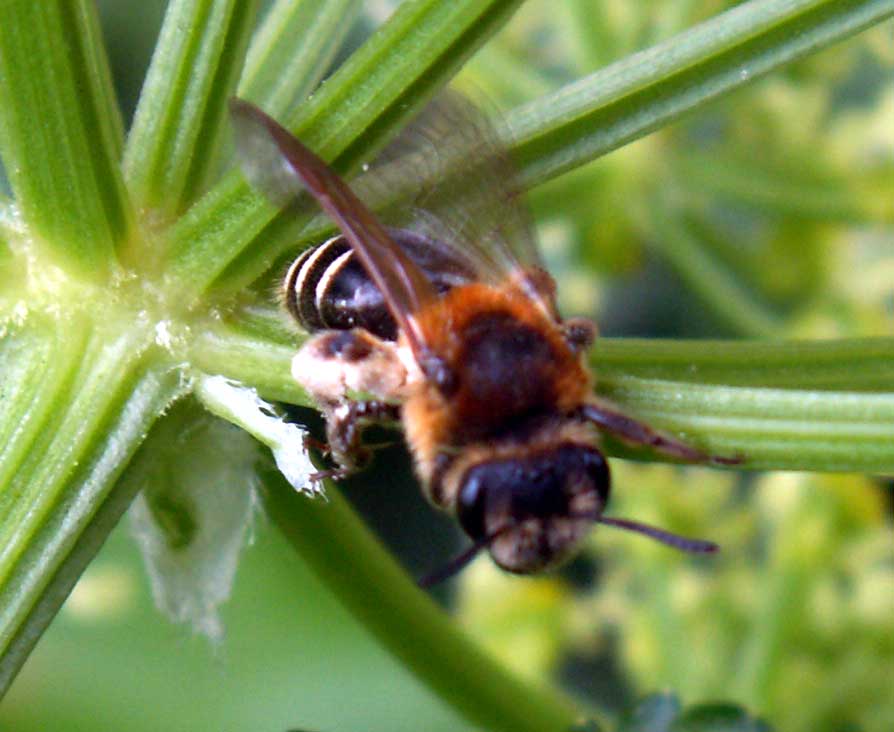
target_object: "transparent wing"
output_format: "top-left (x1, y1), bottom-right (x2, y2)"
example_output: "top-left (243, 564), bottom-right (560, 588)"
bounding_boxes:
top-left (230, 98), bottom-right (437, 360)
top-left (354, 90), bottom-right (558, 315)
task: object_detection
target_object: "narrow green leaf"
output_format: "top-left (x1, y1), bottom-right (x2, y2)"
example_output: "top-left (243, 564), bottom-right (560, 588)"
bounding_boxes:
top-left (123, 0), bottom-right (260, 219)
top-left (238, 0), bottom-right (361, 116)
top-left (258, 466), bottom-right (579, 732)
top-left (0, 319), bottom-right (184, 694)
top-left (507, 0), bottom-right (894, 189)
top-left (164, 0), bottom-right (526, 302)
top-left (0, 0), bottom-right (131, 277)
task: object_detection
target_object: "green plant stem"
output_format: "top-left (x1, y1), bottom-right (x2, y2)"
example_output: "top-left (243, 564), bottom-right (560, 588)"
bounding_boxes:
top-left (592, 340), bottom-right (894, 472)
top-left (507, 0), bottom-right (894, 190)
top-left (0, 318), bottom-right (185, 695)
top-left (123, 0), bottom-right (259, 219)
top-left (0, 0), bottom-right (131, 277)
top-left (258, 466), bottom-right (581, 732)
top-left (192, 0), bottom-right (894, 305)
top-left (164, 0), bottom-right (526, 301)
top-left (191, 323), bottom-right (310, 404)
top-left (589, 337), bottom-right (894, 388)
top-left (192, 324), bottom-right (894, 472)
top-left (238, 0), bottom-right (361, 116)
top-left (0, 365), bottom-right (182, 695)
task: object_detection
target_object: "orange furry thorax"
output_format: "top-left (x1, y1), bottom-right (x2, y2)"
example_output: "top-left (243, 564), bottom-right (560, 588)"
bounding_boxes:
top-left (401, 280), bottom-right (592, 484)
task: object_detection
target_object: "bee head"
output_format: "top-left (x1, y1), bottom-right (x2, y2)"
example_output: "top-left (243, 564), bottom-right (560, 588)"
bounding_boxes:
top-left (456, 442), bottom-right (609, 574)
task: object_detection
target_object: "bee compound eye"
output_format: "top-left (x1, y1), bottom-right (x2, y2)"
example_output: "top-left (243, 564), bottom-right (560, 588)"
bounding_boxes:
top-left (577, 446), bottom-right (610, 509)
top-left (456, 466), bottom-right (488, 543)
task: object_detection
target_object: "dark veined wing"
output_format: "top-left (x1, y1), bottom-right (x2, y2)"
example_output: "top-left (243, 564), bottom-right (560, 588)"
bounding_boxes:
top-left (229, 98), bottom-right (437, 361)
top-left (357, 90), bottom-right (558, 317)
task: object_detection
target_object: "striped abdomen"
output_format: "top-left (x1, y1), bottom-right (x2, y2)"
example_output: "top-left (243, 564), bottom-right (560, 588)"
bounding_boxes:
top-left (283, 229), bottom-right (475, 340)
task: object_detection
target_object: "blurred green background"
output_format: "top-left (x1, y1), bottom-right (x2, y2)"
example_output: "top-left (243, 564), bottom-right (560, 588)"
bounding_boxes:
top-left (1, 2), bottom-right (892, 731)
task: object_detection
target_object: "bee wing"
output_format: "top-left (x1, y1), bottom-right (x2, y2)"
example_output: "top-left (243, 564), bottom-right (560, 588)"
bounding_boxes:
top-left (230, 98), bottom-right (437, 359)
top-left (356, 90), bottom-right (558, 317)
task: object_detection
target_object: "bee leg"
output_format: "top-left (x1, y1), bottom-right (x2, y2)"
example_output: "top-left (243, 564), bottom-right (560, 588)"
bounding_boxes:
top-left (315, 400), bottom-right (402, 482)
top-left (577, 398), bottom-right (741, 466)
top-left (562, 317), bottom-right (597, 353)
top-left (302, 434), bottom-right (332, 456)
top-left (292, 329), bottom-right (409, 405)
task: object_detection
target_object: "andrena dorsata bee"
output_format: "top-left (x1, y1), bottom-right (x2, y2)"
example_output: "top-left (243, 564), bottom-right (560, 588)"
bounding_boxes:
top-left (230, 93), bottom-right (740, 581)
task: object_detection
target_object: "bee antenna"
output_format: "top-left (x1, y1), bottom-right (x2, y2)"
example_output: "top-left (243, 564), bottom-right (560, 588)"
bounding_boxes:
top-left (418, 525), bottom-right (513, 589)
top-left (417, 515), bottom-right (717, 589)
top-left (417, 540), bottom-right (488, 589)
top-left (572, 512), bottom-right (719, 554)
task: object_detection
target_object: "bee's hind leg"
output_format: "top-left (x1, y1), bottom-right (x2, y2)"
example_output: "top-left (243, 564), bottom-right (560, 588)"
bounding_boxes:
top-left (576, 398), bottom-right (741, 466)
top-left (311, 399), bottom-right (402, 483)
top-left (291, 328), bottom-right (409, 482)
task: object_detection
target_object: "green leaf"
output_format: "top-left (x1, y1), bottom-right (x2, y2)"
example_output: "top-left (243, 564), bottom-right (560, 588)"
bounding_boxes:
top-left (123, 0), bottom-right (260, 220)
top-left (0, 0), bottom-right (132, 277)
top-left (164, 0), bottom-right (527, 302)
top-left (507, 0), bottom-right (894, 189)
top-left (238, 0), bottom-right (362, 116)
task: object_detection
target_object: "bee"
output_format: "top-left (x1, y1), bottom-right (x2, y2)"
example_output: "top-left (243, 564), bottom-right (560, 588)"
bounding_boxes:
top-left (230, 94), bottom-right (739, 580)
